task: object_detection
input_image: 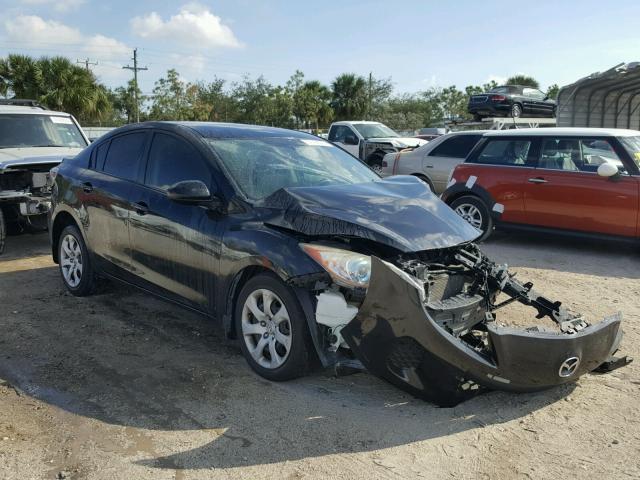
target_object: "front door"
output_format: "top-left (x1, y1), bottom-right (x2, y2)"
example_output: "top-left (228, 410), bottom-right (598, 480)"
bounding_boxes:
top-left (128, 131), bottom-right (222, 312)
top-left (523, 137), bottom-right (639, 237)
top-left (328, 125), bottom-right (360, 156)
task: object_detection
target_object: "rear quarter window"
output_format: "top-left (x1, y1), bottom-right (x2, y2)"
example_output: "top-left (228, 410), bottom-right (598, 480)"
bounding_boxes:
top-left (102, 132), bottom-right (147, 182)
top-left (429, 135), bottom-right (480, 158)
top-left (474, 139), bottom-right (533, 166)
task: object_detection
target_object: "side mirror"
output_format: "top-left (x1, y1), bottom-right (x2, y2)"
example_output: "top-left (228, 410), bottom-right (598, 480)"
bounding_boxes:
top-left (343, 135), bottom-right (359, 146)
top-left (167, 180), bottom-right (212, 202)
top-left (597, 163), bottom-right (619, 178)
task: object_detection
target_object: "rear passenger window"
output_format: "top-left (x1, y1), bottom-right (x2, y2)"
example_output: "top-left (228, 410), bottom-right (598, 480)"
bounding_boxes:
top-left (476, 140), bottom-right (532, 166)
top-left (102, 132), bottom-right (147, 182)
top-left (429, 135), bottom-right (480, 158)
top-left (145, 133), bottom-right (211, 190)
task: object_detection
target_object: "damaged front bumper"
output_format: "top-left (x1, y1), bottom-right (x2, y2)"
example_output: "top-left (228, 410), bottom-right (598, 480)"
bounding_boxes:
top-left (340, 255), bottom-right (629, 406)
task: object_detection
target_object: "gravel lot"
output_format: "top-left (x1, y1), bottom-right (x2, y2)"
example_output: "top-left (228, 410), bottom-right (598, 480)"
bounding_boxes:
top-left (0, 232), bottom-right (639, 480)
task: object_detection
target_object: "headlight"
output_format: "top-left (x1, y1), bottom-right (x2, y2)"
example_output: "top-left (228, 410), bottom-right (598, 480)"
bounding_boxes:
top-left (300, 244), bottom-right (371, 289)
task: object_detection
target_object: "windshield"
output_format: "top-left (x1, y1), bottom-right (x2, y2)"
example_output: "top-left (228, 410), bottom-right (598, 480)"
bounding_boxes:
top-left (207, 136), bottom-right (380, 201)
top-left (352, 123), bottom-right (398, 139)
top-left (619, 136), bottom-right (640, 168)
top-left (0, 114), bottom-right (87, 148)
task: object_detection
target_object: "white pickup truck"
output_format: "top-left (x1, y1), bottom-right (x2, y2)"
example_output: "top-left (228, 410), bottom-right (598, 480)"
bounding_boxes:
top-left (327, 120), bottom-right (427, 173)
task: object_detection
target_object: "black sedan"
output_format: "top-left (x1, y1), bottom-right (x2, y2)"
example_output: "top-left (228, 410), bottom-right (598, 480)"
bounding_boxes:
top-left (48, 122), bottom-right (628, 406)
top-left (468, 85), bottom-right (556, 120)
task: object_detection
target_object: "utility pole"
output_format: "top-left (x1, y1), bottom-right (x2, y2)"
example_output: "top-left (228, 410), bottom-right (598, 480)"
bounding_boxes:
top-left (76, 58), bottom-right (98, 72)
top-left (368, 72), bottom-right (373, 119)
top-left (122, 48), bottom-right (148, 123)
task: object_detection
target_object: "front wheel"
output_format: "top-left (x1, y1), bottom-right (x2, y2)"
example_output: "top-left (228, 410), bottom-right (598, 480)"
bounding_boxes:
top-left (235, 273), bottom-right (312, 381)
top-left (450, 195), bottom-right (494, 241)
top-left (58, 225), bottom-right (95, 296)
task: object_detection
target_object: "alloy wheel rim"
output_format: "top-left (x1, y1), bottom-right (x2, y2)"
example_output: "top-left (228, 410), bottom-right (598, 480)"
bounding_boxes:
top-left (241, 288), bottom-right (292, 369)
top-left (60, 234), bottom-right (83, 288)
top-left (454, 204), bottom-right (483, 230)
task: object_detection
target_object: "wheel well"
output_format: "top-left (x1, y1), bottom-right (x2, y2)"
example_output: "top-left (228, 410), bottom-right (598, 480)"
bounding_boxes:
top-left (51, 212), bottom-right (78, 263)
top-left (224, 265), bottom-right (273, 339)
top-left (365, 150), bottom-right (385, 165)
top-left (445, 191), bottom-right (482, 207)
top-left (411, 173), bottom-right (434, 190)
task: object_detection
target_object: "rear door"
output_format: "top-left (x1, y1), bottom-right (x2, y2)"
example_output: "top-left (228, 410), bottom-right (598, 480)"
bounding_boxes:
top-left (128, 130), bottom-right (221, 312)
top-left (423, 134), bottom-right (482, 192)
top-left (523, 136), bottom-right (639, 237)
top-left (464, 136), bottom-right (538, 224)
top-left (82, 131), bottom-right (148, 277)
top-left (521, 88), bottom-right (540, 115)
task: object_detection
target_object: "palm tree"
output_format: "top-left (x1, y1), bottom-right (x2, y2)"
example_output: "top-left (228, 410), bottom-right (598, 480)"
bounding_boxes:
top-left (0, 54), bottom-right (42, 98)
top-left (505, 75), bottom-right (540, 88)
top-left (331, 73), bottom-right (367, 120)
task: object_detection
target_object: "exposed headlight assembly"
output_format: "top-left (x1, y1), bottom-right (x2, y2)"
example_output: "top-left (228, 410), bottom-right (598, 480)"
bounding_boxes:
top-left (300, 244), bottom-right (371, 289)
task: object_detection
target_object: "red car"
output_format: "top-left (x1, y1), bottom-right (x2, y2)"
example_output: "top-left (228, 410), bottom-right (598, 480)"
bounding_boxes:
top-left (441, 128), bottom-right (640, 241)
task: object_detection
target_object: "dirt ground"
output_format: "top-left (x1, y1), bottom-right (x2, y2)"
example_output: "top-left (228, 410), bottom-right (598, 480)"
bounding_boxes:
top-left (0, 232), bottom-right (638, 480)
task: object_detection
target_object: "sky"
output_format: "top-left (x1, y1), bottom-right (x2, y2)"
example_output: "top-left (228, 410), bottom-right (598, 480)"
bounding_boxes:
top-left (1, 0), bottom-right (639, 95)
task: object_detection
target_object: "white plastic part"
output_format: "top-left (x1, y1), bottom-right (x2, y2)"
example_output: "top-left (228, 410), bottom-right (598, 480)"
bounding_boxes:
top-left (597, 162), bottom-right (618, 177)
top-left (465, 175), bottom-right (477, 189)
top-left (492, 203), bottom-right (505, 213)
top-left (315, 291), bottom-right (358, 328)
top-left (316, 291), bottom-right (359, 350)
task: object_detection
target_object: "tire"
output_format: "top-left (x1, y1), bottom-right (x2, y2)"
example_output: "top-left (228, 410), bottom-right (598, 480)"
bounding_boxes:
top-left (0, 208), bottom-right (5, 255)
top-left (511, 103), bottom-right (522, 118)
top-left (235, 272), bottom-right (312, 381)
top-left (450, 195), bottom-right (494, 241)
top-left (58, 225), bottom-right (95, 296)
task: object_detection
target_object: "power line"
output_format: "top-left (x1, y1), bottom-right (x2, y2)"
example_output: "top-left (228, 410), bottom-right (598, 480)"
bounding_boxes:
top-left (76, 58), bottom-right (98, 72)
top-left (122, 48), bottom-right (148, 123)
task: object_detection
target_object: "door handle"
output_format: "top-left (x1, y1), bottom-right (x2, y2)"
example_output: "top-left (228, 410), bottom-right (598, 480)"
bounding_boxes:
top-left (133, 201), bottom-right (149, 215)
top-left (528, 177), bottom-right (548, 184)
top-left (424, 164), bottom-right (434, 168)
top-left (82, 182), bottom-right (93, 193)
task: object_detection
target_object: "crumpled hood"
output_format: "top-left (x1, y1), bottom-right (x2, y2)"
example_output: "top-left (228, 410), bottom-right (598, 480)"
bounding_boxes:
top-left (368, 137), bottom-right (427, 149)
top-left (0, 147), bottom-right (82, 171)
top-left (260, 175), bottom-right (480, 252)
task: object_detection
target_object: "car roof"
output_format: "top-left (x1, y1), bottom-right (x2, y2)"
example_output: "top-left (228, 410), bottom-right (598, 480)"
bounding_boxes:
top-left (445, 130), bottom-right (489, 136)
top-left (104, 121), bottom-right (317, 140)
top-left (483, 127), bottom-right (640, 137)
top-left (0, 105), bottom-right (73, 116)
top-left (331, 120), bottom-right (381, 125)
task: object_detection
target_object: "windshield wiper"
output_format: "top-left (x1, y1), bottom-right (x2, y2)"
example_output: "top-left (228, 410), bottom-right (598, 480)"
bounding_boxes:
top-left (31, 144), bottom-right (69, 148)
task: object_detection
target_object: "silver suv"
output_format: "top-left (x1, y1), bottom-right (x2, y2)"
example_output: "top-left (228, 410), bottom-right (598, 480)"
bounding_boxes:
top-left (0, 99), bottom-right (88, 253)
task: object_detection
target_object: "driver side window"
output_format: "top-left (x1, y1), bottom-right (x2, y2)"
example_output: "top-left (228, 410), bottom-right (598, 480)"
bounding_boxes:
top-left (330, 126), bottom-right (356, 143)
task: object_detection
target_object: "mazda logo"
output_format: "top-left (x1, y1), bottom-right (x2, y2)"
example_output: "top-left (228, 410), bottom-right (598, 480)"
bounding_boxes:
top-left (558, 357), bottom-right (581, 377)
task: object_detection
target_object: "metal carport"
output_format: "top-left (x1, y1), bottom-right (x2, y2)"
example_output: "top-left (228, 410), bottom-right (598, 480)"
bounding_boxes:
top-left (557, 62), bottom-right (640, 129)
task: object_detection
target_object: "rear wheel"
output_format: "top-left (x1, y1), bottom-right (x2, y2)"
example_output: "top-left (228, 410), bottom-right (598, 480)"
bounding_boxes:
top-left (58, 225), bottom-right (95, 296)
top-left (450, 195), bottom-right (493, 241)
top-left (511, 103), bottom-right (522, 118)
top-left (235, 273), bottom-right (312, 381)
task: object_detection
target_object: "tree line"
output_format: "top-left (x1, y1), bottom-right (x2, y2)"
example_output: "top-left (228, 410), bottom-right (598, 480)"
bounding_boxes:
top-left (0, 54), bottom-right (559, 131)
